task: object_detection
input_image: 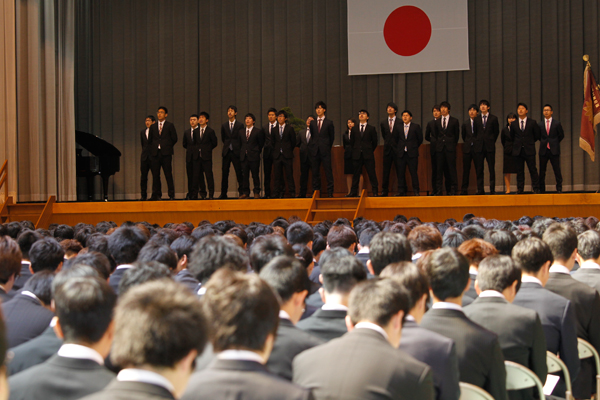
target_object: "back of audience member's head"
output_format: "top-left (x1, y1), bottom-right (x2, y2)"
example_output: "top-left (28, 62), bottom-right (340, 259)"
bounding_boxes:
top-left (5, 222), bottom-right (22, 239)
top-left (292, 244), bottom-right (314, 272)
top-left (53, 224), bottom-right (74, 241)
top-left (483, 229), bottom-right (517, 256)
top-left (326, 225), bottom-right (357, 251)
top-left (311, 232), bottom-right (327, 259)
top-left (477, 255), bottom-right (521, 294)
top-left (137, 242), bottom-right (178, 272)
top-left (408, 225), bottom-right (442, 254)
top-left (461, 225), bottom-right (486, 240)
top-left (170, 235), bottom-right (197, 260)
top-left (16, 229), bottom-right (43, 260)
top-left (60, 239), bottom-right (83, 258)
top-left (532, 218), bottom-right (556, 238)
top-left (0, 237), bottom-right (22, 287)
top-left (249, 234), bottom-right (294, 273)
top-left (203, 269), bottom-right (279, 353)
top-left (73, 225), bottom-right (95, 248)
top-left (188, 235), bottom-right (248, 283)
top-left (52, 265), bottom-right (101, 300)
top-left (318, 247), bottom-right (352, 270)
top-left (457, 239), bottom-right (498, 268)
top-left (62, 251), bottom-right (111, 280)
top-left (286, 221), bottom-right (314, 246)
top-left (577, 230), bottom-right (600, 261)
top-left (358, 227), bottom-right (379, 248)
top-left (29, 238), bottom-right (65, 273)
top-left (442, 230), bottom-right (467, 248)
top-left (511, 237), bottom-right (554, 274)
top-left (321, 255), bottom-right (366, 295)
top-left (226, 227), bottom-right (248, 247)
top-left (380, 262), bottom-right (430, 311)
top-left (191, 226), bottom-right (216, 240)
top-left (118, 261), bottom-right (172, 295)
top-left (542, 223), bottom-right (578, 263)
top-left (260, 256), bottom-right (310, 302)
top-left (518, 216), bottom-right (534, 227)
top-left (368, 232), bottom-right (412, 276)
top-left (148, 229), bottom-right (178, 246)
top-left (108, 226), bottom-right (148, 266)
top-left (313, 222), bottom-right (330, 237)
top-left (23, 270), bottom-right (55, 305)
top-left (424, 248), bottom-right (469, 301)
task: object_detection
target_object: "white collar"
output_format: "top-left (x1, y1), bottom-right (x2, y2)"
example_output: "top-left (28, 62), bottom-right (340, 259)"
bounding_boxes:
top-left (279, 123), bottom-right (286, 129)
top-left (478, 290), bottom-right (506, 299)
top-left (357, 247), bottom-right (369, 254)
top-left (354, 321), bottom-right (388, 341)
top-left (57, 344), bottom-right (105, 365)
top-left (117, 369), bottom-right (175, 394)
top-left (21, 290), bottom-right (40, 303)
top-left (549, 264), bottom-right (571, 275)
top-left (21, 260), bottom-right (31, 266)
top-left (197, 286), bottom-right (206, 296)
top-left (322, 303), bottom-right (349, 311)
top-left (412, 253), bottom-right (423, 261)
top-left (469, 266), bottom-right (478, 275)
top-left (544, 117), bottom-right (553, 125)
top-left (431, 302), bottom-right (463, 311)
top-left (519, 117), bottom-right (527, 124)
top-left (389, 116), bottom-right (396, 121)
top-left (116, 264), bottom-right (134, 270)
top-left (218, 349), bottom-right (265, 364)
top-left (521, 276), bottom-right (543, 285)
top-left (279, 310), bottom-right (291, 320)
top-left (404, 122), bottom-right (411, 128)
top-left (580, 260), bottom-right (600, 270)
top-left (481, 113), bottom-right (489, 117)
top-left (405, 314), bottom-right (416, 322)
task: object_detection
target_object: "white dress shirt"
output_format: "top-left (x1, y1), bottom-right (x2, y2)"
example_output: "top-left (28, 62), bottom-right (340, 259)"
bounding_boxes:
top-left (218, 349), bottom-right (265, 364)
top-left (478, 290), bottom-right (506, 299)
top-left (279, 309), bottom-right (291, 320)
top-left (322, 303), bottom-right (349, 311)
top-left (580, 260), bottom-right (600, 270)
top-left (521, 276), bottom-right (543, 285)
top-left (57, 343), bottom-right (105, 365)
top-left (354, 321), bottom-right (388, 341)
top-left (118, 368), bottom-right (175, 394)
top-left (431, 302), bottom-right (463, 311)
top-left (549, 264), bottom-right (570, 275)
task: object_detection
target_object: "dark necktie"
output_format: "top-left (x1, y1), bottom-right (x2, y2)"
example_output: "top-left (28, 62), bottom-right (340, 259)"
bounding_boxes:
top-left (443, 117), bottom-right (447, 130)
top-left (318, 119), bottom-right (322, 133)
top-left (483, 115), bottom-right (487, 129)
top-left (360, 125), bottom-right (365, 137)
top-left (246, 129), bottom-right (250, 141)
top-left (389, 118), bottom-right (393, 133)
top-left (521, 120), bottom-right (524, 131)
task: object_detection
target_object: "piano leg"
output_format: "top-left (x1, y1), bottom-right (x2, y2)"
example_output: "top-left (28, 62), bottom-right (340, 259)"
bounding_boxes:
top-left (86, 175), bottom-right (94, 201)
top-left (102, 174), bottom-right (110, 201)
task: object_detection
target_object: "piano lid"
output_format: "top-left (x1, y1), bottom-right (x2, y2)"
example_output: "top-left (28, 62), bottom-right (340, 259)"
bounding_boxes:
top-left (76, 131), bottom-right (122, 157)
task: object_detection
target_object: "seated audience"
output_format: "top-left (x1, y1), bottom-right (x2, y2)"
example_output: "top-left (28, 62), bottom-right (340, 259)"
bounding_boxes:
top-left (408, 225), bottom-right (442, 262)
top-left (573, 229), bottom-right (600, 292)
top-left (117, 261), bottom-right (171, 296)
top-left (326, 224), bottom-right (357, 252)
top-left (28, 237), bottom-right (65, 275)
top-left (13, 230), bottom-right (42, 292)
top-left (250, 234), bottom-right (294, 273)
top-left (457, 239), bottom-right (498, 305)
top-left (60, 239), bottom-right (83, 258)
top-left (355, 227), bottom-right (378, 270)
top-left (107, 226), bottom-right (148, 294)
top-left (170, 235), bottom-right (199, 292)
top-left (286, 221), bottom-right (314, 248)
top-left (483, 229), bottom-right (517, 256)
top-left (0, 237), bottom-right (21, 303)
top-left (367, 231), bottom-right (412, 276)
top-left (137, 242), bottom-right (180, 275)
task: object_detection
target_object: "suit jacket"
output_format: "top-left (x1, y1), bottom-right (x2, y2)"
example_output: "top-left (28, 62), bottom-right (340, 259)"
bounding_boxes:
top-left (501, 126), bottom-right (514, 155)
top-left (474, 113), bottom-right (500, 153)
top-left (572, 267), bottom-right (600, 294)
top-left (380, 117), bottom-right (402, 156)
top-left (262, 123), bottom-right (277, 158)
top-left (308, 117), bottom-right (335, 157)
top-left (420, 308), bottom-right (508, 400)
top-left (140, 127), bottom-right (152, 161)
top-left (149, 120), bottom-right (178, 156)
top-left (396, 122), bottom-right (423, 158)
top-left (295, 308), bottom-right (347, 342)
top-left (3, 293), bottom-right (54, 348)
top-left (221, 120), bottom-right (244, 157)
top-left (425, 119), bottom-right (437, 145)
top-left (182, 359), bottom-right (311, 400)
top-left (10, 263), bottom-right (32, 293)
top-left (266, 318), bottom-right (323, 380)
top-left (9, 354), bottom-right (115, 400)
top-left (0, 288), bottom-right (12, 304)
top-left (350, 124), bottom-right (378, 160)
top-left (342, 130), bottom-right (352, 159)
top-left (271, 124), bottom-right (296, 159)
top-left (8, 325), bottom-right (62, 376)
top-left (174, 269), bottom-right (200, 293)
top-left (240, 126), bottom-right (265, 162)
top-left (296, 127), bottom-right (312, 162)
top-left (80, 380), bottom-right (174, 400)
top-left (510, 118), bottom-right (540, 156)
top-left (293, 328), bottom-right (435, 400)
top-left (433, 116), bottom-right (460, 152)
top-left (538, 119), bottom-right (564, 156)
top-left (109, 266), bottom-right (130, 295)
top-left (462, 274), bottom-right (478, 306)
top-left (183, 126), bottom-right (218, 161)
top-left (461, 118), bottom-right (482, 154)
top-left (400, 319), bottom-right (460, 400)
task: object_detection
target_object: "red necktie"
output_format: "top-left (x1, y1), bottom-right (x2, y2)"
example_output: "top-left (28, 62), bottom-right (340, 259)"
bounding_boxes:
top-left (318, 119), bottom-right (322, 133)
top-left (546, 120), bottom-right (550, 149)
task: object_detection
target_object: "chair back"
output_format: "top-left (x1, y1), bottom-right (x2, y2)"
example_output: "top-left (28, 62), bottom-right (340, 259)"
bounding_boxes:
top-left (458, 382), bottom-right (495, 400)
top-left (577, 338), bottom-right (600, 399)
top-left (546, 351), bottom-right (573, 400)
top-left (505, 360), bottom-right (544, 398)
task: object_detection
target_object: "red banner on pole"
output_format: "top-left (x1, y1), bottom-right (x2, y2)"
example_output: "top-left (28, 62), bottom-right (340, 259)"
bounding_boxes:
top-left (580, 64), bottom-right (600, 161)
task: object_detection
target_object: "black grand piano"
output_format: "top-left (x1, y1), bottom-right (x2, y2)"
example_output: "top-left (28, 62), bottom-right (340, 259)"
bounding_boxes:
top-left (76, 131), bottom-right (121, 201)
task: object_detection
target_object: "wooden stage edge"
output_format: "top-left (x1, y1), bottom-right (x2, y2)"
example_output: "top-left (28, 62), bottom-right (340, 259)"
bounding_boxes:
top-left (49, 193), bottom-right (600, 227)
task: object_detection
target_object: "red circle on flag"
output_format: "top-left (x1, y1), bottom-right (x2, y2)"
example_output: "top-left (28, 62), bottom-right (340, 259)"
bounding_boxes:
top-left (383, 6), bottom-right (432, 57)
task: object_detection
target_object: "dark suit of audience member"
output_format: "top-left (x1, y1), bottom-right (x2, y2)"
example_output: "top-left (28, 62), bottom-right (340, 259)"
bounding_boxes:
top-left (538, 118), bottom-right (564, 193)
top-left (350, 123), bottom-right (379, 196)
top-left (296, 126), bottom-right (312, 198)
top-left (380, 116), bottom-right (401, 196)
top-left (296, 308), bottom-right (347, 342)
top-left (461, 273), bottom-right (478, 306)
top-left (293, 328), bottom-right (435, 400)
top-left (396, 122), bottom-right (423, 196)
top-left (433, 115), bottom-right (460, 195)
top-left (140, 126), bottom-right (152, 200)
top-left (183, 126), bottom-right (218, 199)
top-left (108, 266), bottom-right (130, 295)
top-left (220, 120), bottom-right (244, 197)
top-left (262, 123), bottom-right (276, 198)
top-left (426, 119), bottom-right (451, 194)
top-left (174, 269), bottom-right (200, 293)
top-left (400, 318), bottom-right (460, 400)
top-left (81, 380), bottom-right (174, 400)
top-left (309, 117), bottom-right (335, 197)
top-left (474, 113), bottom-right (500, 194)
top-left (271, 124), bottom-right (296, 198)
top-left (8, 325), bottom-right (62, 376)
top-left (420, 308), bottom-right (508, 400)
top-left (461, 118), bottom-right (484, 194)
top-left (3, 292), bottom-right (54, 348)
top-left (266, 317), bottom-right (323, 381)
top-left (572, 265), bottom-right (600, 293)
top-left (148, 120), bottom-right (178, 200)
top-left (0, 288), bottom-right (11, 303)
top-left (240, 126), bottom-right (265, 197)
top-left (11, 263), bottom-right (32, 293)
top-left (510, 118), bottom-right (541, 193)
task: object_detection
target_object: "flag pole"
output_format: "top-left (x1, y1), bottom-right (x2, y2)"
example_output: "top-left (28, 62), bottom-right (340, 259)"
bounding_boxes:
top-left (587, 55), bottom-right (600, 193)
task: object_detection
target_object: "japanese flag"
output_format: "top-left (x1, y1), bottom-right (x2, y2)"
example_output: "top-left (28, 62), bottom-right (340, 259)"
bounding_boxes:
top-left (347, 0), bottom-right (470, 75)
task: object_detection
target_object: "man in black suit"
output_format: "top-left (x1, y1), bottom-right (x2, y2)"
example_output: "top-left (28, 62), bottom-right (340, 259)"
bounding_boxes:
top-left (573, 230), bottom-right (600, 292)
top-left (182, 114), bottom-right (200, 200)
top-left (239, 113), bottom-right (265, 199)
top-left (12, 229), bottom-right (43, 293)
top-left (9, 276), bottom-right (116, 400)
top-left (309, 101), bottom-right (335, 197)
top-left (294, 278), bottom-right (435, 400)
top-left (0, 236), bottom-right (22, 302)
top-left (262, 108), bottom-right (277, 199)
top-left (538, 104), bottom-right (564, 193)
top-left (259, 256), bottom-right (322, 380)
top-left (297, 254), bottom-right (366, 341)
top-left (543, 223), bottom-right (600, 399)
top-left (475, 100), bottom-right (500, 194)
top-left (381, 262), bottom-right (460, 400)
top-left (139, 115), bottom-right (155, 201)
top-left (183, 113), bottom-right (218, 200)
top-left (271, 110), bottom-right (296, 198)
top-left (83, 280), bottom-right (207, 400)
top-left (461, 105), bottom-right (484, 195)
top-left (433, 101), bottom-right (459, 195)
top-left (296, 116), bottom-right (314, 198)
top-left (420, 248), bottom-right (508, 400)
top-left (149, 106), bottom-right (178, 200)
top-left (426, 105), bottom-right (451, 195)
top-left (510, 103), bottom-right (541, 194)
top-left (182, 269), bottom-right (310, 400)
top-left (348, 109), bottom-right (379, 197)
top-left (219, 105), bottom-right (244, 199)
top-left (512, 237), bottom-right (580, 397)
top-left (107, 226), bottom-right (148, 294)
top-left (380, 102), bottom-right (400, 196)
top-left (396, 110), bottom-right (423, 196)
top-left (464, 255), bottom-right (547, 400)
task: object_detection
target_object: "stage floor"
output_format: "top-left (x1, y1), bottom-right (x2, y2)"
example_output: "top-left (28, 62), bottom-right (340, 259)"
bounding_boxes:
top-left (47, 192), bottom-right (600, 227)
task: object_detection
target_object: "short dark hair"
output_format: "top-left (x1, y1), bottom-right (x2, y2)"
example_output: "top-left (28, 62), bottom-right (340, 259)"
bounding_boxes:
top-left (511, 238), bottom-right (553, 273)
top-left (483, 229), bottom-right (517, 256)
top-left (442, 230), bottom-right (467, 248)
top-left (267, 107), bottom-right (277, 115)
top-left (227, 105), bottom-right (237, 113)
top-left (506, 113), bottom-right (517, 126)
top-left (387, 102), bottom-right (398, 113)
top-left (477, 255), bottom-right (521, 293)
top-left (29, 238), bottom-right (65, 273)
top-left (578, 230), bottom-right (600, 260)
top-left (203, 269), bottom-right (279, 352)
top-left (358, 227), bottom-right (379, 247)
top-left (170, 235), bottom-right (197, 260)
top-left (432, 105), bottom-right (441, 112)
top-left (188, 235), bottom-right (248, 283)
top-left (137, 242), bottom-right (178, 271)
top-left (190, 114), bottom-right (199, 119)
top-left (517, 102), bottom-right (528, 111)
top-left (259, 256), bottom-right (310, 303)
top-left (108, 226), bottom-right (148, 266)
top-left (542, 223), bottom-right (577, 262)
top-left (250, 234), bottom-right (295, 273)
top-left (315, 101), bottom-right (327, 110)
top-left (286, 221), bottom-right (314, 246)
top-left (244, 113), bottom-right (256, 122)
top-left (16, 229), bottom-right (43, 259)
top-left (146, 115), bottom-right (156, 122)
top-left (479, 99), bottom-right (491, 108)
top-left (292, 244), bottom-right (314, 270)
top-left (440, 101), bottom-right (451, 110)
top-left (327, 225), bottom-right (357, 249)
top-left (425, 248), bottom-right (470, 301)
top-left (111, 279), bottom-right (207, 368)
top-left (543, 104), bottom-right (553, 111)
top-left (276, 110), bottom-right (288, 119)
top-left (54, 224), bottom-right (74, 241)
top-left (63, 251), bottom-right (111, 280)
top-left (321, 254), bottom-right (366, 294)
top-left (381, 262), bottom-right (430, 309)
top-left (348, 278), bottom-right (410, 327)
top-left (312, 232), bottom-right (327, 257)
top-left (401, 110), bottom-right (413, 117)
top-left (54, 277), bottom-right (116, 343)
top-left (158, 106), bottom-right (168, 113)
top-left (369, 232), bottom-right (412, 275)
top-left (23, 270), bottom-right (55, 305)
top-left (199, 111), bottom-right (210, 120)
top-left (408, 225), bottom-right (442, 253)
top-left (118, 261), bottom-right (171, 295)
top-left (226, 227), bottom-right (248, 246)
top-left (358, 109), bottom-right (370, 117)
top-left (467, 104), bottom-right (478, 112)
top-left (0, 236), bottom-right (22, 284)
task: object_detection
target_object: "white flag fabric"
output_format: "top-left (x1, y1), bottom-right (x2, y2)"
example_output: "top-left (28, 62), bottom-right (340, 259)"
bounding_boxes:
top-left (347, 0), bottom-right (470, 75)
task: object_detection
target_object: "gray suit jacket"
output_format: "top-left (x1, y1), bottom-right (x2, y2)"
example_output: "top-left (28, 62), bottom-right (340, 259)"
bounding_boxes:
top-left (295, 308), bottom-right (347, 342)
top-left (7, 325), bottom-right (62, 376)
top-left (81, 380), bottom-right (174, 400)
top-left (572, 267), bottom-right (600, 293)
